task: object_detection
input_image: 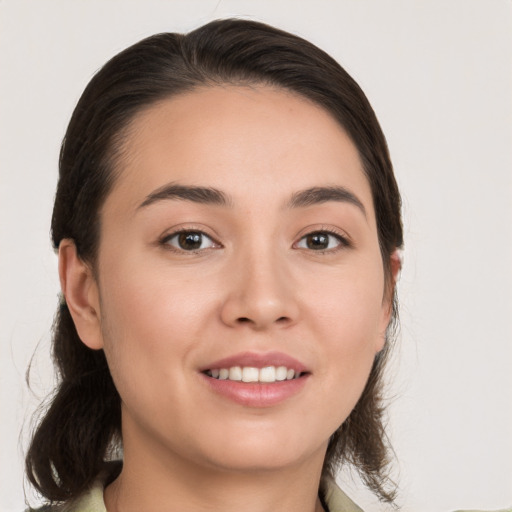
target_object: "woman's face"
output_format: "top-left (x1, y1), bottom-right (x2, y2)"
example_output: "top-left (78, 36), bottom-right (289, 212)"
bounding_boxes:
top-left (82, 86), bottom-right (392, 473)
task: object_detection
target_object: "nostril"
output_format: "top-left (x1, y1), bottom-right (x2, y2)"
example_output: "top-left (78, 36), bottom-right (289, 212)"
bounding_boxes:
top-left (235, 316), bottom-right (289, 325)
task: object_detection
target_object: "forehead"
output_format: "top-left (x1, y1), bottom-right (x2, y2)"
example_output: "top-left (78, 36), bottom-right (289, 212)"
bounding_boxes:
top-left (108, 85), bottom-right (374, 215)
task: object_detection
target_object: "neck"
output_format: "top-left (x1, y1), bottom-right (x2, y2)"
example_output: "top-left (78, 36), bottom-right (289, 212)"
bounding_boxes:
top-left (104, 428), bottom-right (327, 512)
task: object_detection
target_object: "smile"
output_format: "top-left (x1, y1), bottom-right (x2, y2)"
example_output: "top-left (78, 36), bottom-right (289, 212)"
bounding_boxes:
top-left (200, 352), bottom-right (310, 407)
top-left (204, 366), bottom-right (305, 383)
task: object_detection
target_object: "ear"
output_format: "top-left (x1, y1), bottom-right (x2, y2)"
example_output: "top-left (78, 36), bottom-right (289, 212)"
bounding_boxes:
top-left (376, 249), bottom-right (402, 352)
top-left (58, 239), bottom-right (104, 350)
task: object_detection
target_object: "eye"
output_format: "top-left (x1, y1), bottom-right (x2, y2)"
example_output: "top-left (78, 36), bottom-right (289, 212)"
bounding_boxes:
top-left (295, 231), bottom-right (348, 251)
top-left (162, 230), bottom-right (218, 252)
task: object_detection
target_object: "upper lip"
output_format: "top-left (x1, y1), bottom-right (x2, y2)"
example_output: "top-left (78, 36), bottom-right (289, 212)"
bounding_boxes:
top-left (200, 351), bottom-right (309, 373)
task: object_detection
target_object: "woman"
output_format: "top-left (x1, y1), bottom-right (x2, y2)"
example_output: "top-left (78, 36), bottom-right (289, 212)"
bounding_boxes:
top-left (26, 19), bottom-right (403, 512)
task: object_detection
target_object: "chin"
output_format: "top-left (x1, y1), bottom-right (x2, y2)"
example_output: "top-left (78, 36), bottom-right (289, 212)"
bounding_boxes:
top-left (204, 448), bottom-right (312, 474)
top-left (193, 425), bottom-right (328, 474)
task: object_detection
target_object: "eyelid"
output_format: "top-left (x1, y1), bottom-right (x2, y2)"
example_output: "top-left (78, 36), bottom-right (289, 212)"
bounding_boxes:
top-left (159, 226), bottom-right (222, 253)
top-left (293, 225), bottom-right (352, 252)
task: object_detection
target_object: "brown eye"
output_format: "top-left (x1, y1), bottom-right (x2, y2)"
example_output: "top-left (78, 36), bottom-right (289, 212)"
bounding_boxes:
top-left (296, 231), bottom-right (346, 251)
top-left (164, 231), bottom-right (216, 251)
top-left (306, 233), bottom-right (329, 250)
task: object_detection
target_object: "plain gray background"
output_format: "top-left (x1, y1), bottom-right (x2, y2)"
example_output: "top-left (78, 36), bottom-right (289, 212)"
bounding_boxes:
top-left (1, 1), bottom-right (511, 511)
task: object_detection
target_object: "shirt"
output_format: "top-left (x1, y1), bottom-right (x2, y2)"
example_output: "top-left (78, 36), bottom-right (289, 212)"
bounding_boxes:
top-left (28, 472), bottom-right (363, 512)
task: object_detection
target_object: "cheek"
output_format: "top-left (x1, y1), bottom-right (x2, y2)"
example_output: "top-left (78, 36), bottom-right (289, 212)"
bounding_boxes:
top-left (95, 253), bottom-right (212, 400)
top-left (306, 257), bottom-right (386, 344)
top-left (303, 261), bottom-right (386, 411)
top-left (99, 246), bottom-right (213, 338)
top-left (97, 274), bottom-right (212, 443)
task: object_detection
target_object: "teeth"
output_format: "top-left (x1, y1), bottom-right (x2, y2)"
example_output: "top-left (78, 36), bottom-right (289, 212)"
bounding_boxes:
top-left (206, 366), bottom-right (303, 383)
top-left (229, 366), bottom-right (242, 381)
top-left (242, 367), bottom-right (259, 382)
top-left (275, 366), bottom-right (287, 381)
top-left (259, 366), bottom-right (276, 383)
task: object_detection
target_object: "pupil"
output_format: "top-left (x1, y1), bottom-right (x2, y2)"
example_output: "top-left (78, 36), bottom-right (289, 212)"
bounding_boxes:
top-left (178, 232), bottom-right (202, 250)
top-left (307, 233), bottom-right (328, 250)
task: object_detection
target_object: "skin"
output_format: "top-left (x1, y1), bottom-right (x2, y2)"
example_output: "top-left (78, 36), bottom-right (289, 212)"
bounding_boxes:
top-left (60, 85), bottom-right (396, 512)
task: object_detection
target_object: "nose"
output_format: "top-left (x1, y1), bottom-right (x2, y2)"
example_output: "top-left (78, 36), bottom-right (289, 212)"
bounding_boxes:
top-left (219, 250), bottom-right (299, 331)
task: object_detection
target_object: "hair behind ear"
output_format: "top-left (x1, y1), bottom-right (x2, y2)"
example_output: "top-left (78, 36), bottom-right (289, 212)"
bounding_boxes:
top-left (25, 304), bottom-right (121, 501)
top-left (321, 345), bottom-right (396, 503)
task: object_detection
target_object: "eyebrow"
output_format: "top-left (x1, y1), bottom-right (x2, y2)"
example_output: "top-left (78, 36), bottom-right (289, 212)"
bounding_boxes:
top-left (138, 183), bottom-right (366, 217)
top-left (288, 186), bottom-right (366, 217)
top-left (139, 183), bottom-right (232, 209)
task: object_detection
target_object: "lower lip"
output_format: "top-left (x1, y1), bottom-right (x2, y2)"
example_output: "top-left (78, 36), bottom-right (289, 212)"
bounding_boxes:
top-left (201, 374), bottom-right (309, 407)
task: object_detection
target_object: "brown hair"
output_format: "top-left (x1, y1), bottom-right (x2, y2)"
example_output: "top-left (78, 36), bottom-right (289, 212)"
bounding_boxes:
top-left (26, 18), bottom-right (403, 505)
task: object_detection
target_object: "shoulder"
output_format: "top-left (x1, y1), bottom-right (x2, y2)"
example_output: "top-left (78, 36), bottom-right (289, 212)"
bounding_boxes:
top-left (25, 481), bottom-right (106, 511)
top-left (322, 479), bottom-right (512, 512)
top-left (452, 509), bottom-right (512, 512)
top-left (25, 483), bottom-right (106, 512)
top-left (323, 479), bottom-right (364, 512)
top-left (25, 465), bottom-right (114, 512)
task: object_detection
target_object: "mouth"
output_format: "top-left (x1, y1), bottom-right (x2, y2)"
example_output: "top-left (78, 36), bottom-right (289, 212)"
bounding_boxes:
top-left (199, 352), bottom-right (310, 407)
top-left (203, 366), bottom-right (308, 383)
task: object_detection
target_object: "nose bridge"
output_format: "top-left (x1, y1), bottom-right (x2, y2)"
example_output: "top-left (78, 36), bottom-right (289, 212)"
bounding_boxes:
top-left (220, 235), bottom-right (298, 329)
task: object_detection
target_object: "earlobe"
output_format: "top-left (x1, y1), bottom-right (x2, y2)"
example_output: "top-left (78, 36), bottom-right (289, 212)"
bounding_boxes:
top-left (389, 249), bottom-right (402, 284)
top-left (58, 239), bottom-right (104, 350)
top-left (384, 249), bottom-right (402, 312)
top-left (377, 249), bottom-right (402, 352)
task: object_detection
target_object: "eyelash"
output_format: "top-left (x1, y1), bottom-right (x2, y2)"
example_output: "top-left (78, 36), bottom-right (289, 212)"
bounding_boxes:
top-left (159, 227), bottom-right (351, 254)
top-left (294, 228), bottom-right (351, 254)
top-left (160, 228), bottom-right (220, 253)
